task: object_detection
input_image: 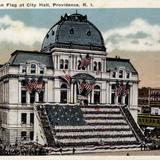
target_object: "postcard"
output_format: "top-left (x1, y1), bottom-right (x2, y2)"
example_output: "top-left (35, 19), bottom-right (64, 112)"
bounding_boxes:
top-left (0, 0), bottom-right (160, 160)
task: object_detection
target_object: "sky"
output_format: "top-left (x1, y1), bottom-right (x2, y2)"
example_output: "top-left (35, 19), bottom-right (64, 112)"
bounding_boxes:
top-left (0, 8), bottom-right (160, 88)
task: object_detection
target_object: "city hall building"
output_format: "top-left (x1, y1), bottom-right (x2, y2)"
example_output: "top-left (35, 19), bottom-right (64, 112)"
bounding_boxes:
top-left (0, 13), bottom-right (143, 150)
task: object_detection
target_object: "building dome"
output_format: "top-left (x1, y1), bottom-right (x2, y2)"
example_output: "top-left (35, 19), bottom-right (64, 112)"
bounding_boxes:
top-left (41, 13), bottom-right (106, 52)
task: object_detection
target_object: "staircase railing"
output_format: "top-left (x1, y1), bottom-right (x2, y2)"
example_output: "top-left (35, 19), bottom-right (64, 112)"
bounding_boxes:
top-left (43, 106), bottom-right (57, 146)
top-left (119, 105), bottom-right (144, 143)
top-left (37, 105), bottom-right (55, 146)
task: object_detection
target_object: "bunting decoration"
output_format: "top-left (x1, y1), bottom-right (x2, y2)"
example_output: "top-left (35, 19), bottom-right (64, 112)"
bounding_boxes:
top-left (25, 76), bottom-right (45, 93)
top-left (115, 80), bottom-right (129, 96)
top-left (80, 54), bottom-right (91, 69)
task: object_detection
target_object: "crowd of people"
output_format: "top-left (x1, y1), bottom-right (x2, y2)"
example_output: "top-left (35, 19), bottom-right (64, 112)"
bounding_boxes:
top-left (0, 143), bottom-right (48, 155)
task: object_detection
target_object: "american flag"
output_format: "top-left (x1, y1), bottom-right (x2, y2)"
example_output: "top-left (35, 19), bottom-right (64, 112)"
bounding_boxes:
top-left (25, 77), bottom-right (44, 93)
top-left (35, 77), bottom-right (45, 93)
top-left (62, 70), bottom-right (72, 85)
top-left (115, 81), bottom-right (130, 96)
top-left (79, 81), bottom-right (94, 95)
top-left (80, 54), bottom-right (91, 68)
top-left (25, 78), bottom-right (35, 93)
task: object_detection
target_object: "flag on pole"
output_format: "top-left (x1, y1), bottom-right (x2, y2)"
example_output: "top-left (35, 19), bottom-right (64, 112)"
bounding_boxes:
top-left (78, 80), bottom-right (95, 96)
top-left (80, 54), bottom-right (91, 68)
top-left (115, 80), bottom-right (130, 96)
top-left (62, 70), bottom-right (72, 85)
top-left (35, 77), bottom-right (45, 93)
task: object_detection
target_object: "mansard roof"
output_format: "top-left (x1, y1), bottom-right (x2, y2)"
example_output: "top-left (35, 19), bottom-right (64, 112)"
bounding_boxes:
top-left (106, 57), bottom-right (138, 74)
top-left (8, 50), bottom-right (53, 68)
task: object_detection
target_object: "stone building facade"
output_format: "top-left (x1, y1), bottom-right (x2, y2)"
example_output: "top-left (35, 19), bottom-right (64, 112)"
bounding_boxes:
top-left (0, 13), bottom-right (139, 145)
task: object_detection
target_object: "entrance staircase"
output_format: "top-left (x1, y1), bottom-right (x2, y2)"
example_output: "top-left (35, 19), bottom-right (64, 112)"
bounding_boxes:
top-left (36, 104), bottom-right (143, 151)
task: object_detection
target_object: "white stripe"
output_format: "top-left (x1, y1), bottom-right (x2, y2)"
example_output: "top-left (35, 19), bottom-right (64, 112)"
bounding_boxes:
top-left (57, 130), bottom-right (133, 136)
top-left (85, 119), bottom-right (126, 123)
top-left (81, 108), bottom-right (120, 112)
top-left (55, 125), bottom-right (130, 130)
top-left (58, 137), bottom-right (137, 144)
top-left (83, 114), bottom-right (123, 118)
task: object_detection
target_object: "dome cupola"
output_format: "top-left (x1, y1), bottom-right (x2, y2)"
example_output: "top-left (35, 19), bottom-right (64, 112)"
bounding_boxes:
top-left (41, 13), bottom-right (106, 52)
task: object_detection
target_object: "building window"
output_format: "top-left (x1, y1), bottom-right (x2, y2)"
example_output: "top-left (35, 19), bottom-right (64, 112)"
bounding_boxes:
top-left (94, 85), bottom-right (100, 104)
top-left (22, 67), bottom-right (26, 73)
top-left (21, 131), bottom-right (27, 141)
top-left (30, 91), bottom-right (35, 103)
top-left (93, 62), bottom-right (97, 71)
top-left (112, 84), bottom-right (116, 90)
top-left (98, 62), bottom-right (101, 71)
top-left (52, 30), bottom-right (54, 35)
top-left (21, 113), bottom-right (27, 124)
top-left (112, 71), bottom-right (116, 78)
top-left (30, 131), bottom-right (34, 141)
top-left (21, 90), bottom-right (26, 103)
top-left (118, 96), bottom-right (122, 104)
top-left (60, 84), bottom-right (67, 103)
top-left (87, 30), bottom-right (91, 36)
top-left (119, 70), bottom-right (123, 78)
top-left (60, 59), bottom-right (64, 69)
top-left (70, 28), bottom-right (74, 34)
top-left (65, 60), bottom-right (69, 69)
top-left (30, 113), bottom-right (34, 124)
top-left (126, 72), bottom-right (130, 78)
top-left (78, 60), bottom-right (81, 70)
top-left (40, 67), bottom-right (44, 74)
top-left (125, 95), bottom-right (129, 105)
top-left (39, 91), bottom-right (44, 102)
top-left (31, 64), bottom-right (36, 74)
top-left (21, 80), bottom-right (26, 87)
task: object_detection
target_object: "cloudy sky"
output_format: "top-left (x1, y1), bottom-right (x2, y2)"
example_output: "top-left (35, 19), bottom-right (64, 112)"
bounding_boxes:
top-left (0, 9), bottom-right (160, 88)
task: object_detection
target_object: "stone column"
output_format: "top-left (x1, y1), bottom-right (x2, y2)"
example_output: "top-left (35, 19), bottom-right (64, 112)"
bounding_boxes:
top-left (43, 82), bottom-right (48, 103)
top-left (109, 83), bottom-right (112, 104)
top-left (122, 95), bottom-right (125, 104)
top-left (18, 80), bottom-right (21, 104)
top-left (70, 55), bottom-right (73, 71)
top-left (54, 55), bottom-right (57, 69)
top-left (74, 83), bottom-right (77, 103)
top-left (129, 84), bottom-right (133, 107)
top-left (35, 92), bottom-right (39, 103)
top-left (70, 83), bottom-right (74, 103)
top-left (91, 90), bottom-right (94, 104)
top-left (91, 57), bottom-right (93, 71)
top-left (26, 91), bottom-right (30, 104)
top-left (115, 96), bottom-right (118, 104)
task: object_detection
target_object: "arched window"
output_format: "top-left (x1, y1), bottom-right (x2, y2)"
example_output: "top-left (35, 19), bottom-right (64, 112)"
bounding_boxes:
top-left (87, 30), bottom-right (91, 36)
top-left (31, 64), bottom-right (36, 74)
top-left (98, 62), bottom-right (101, 71)
top-left (52, 30), bottom-right (54, 35)
top-left (118, 95), bottom-right (122, 104)
top-left (119, 70), bottom-right (123, 78)
top-left (111, 93), bottom-right (115, 104)
top-left (93, 62), bottom-right (97, 71)
top-left (30, 90), bottom-right (35, 103)
top-left (70, 28), bottom-right (74, 34)
top-left (60, 83), bottom-right (68, 103)
top-left (60, 59), bottom-right (64, 69)
top-left (65, 60), bottom-right (69, 69)
top-left (21, 80), bottom-right (26, 103)
top-left (78, 60), bottom-right (81, 70)
top-left (94, 85), bottom-right (100, 104)
top-left (39, 91), bottom-right (44, 102)
top-left (125, 94), bottom-right (129, 105)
